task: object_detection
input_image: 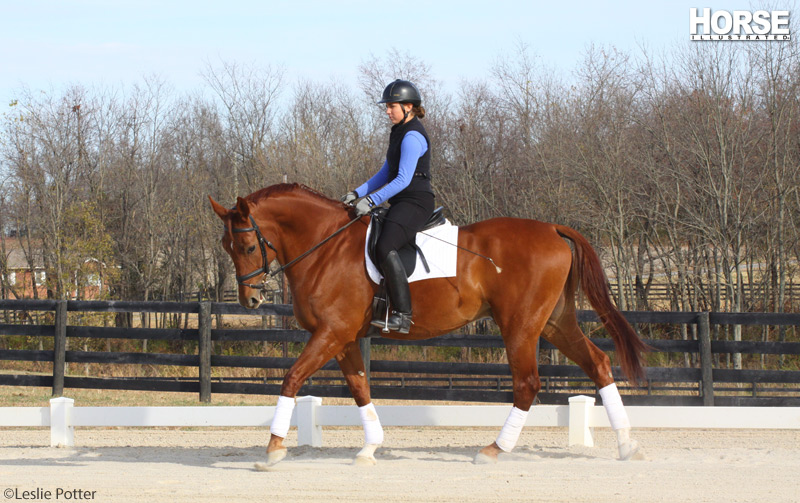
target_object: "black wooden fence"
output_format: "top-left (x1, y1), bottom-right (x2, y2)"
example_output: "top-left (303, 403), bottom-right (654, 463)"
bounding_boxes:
top-left (1, 299), bottom-right (800, 406)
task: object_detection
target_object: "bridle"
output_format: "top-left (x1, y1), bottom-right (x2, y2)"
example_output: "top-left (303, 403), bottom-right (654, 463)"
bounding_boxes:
top-left (232, 215), bottom-right (280, 290)
top-left (231, 212), bottom-right (363, 292)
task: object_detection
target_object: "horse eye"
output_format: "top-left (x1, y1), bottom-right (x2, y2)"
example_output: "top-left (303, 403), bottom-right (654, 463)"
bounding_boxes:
top-left (247, 245), bottom-right (256, 254)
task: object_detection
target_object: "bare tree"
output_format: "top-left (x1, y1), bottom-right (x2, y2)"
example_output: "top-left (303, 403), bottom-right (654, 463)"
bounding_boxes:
top-left (202, 59), bottom-right (285, 195)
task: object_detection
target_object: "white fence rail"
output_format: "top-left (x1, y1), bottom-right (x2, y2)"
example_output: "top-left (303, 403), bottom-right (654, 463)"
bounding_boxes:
top-left (2, 396), bottom-right (799, 448)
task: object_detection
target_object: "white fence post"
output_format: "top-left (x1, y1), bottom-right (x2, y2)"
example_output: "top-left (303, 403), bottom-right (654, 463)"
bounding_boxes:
top-left (296, 396), bottom-right (323, 447)
top-left (568, 395), bottom-right (595, 447)
top-left (50, 397), bottom-right (74, 447)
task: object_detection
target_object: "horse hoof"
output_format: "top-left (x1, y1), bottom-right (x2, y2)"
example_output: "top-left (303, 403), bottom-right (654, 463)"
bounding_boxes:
top-left (354, 444), bottom-right (379, 466)
top-left (619, 440), bottom-right (643, 461)
top-left (354, 454), bottom-right (377, 466)
top-left (473, 452), bottom-right (498, 464)
top-left (255, 447), bottom-right (287, 470)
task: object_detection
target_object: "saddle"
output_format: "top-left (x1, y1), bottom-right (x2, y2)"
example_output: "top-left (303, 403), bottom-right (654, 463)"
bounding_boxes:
top-left (367, 206), bottom-right (447, 337)
top-left (367, 206), bottom-right (446, 277)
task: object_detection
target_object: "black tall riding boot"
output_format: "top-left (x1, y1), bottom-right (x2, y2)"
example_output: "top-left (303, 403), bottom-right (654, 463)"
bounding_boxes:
top-left (371, 250), bottom-right (413, 334)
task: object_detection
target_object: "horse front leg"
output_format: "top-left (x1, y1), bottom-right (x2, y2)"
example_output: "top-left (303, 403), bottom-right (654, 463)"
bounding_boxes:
top-left (336, 340), bottom-right (384, 466)
top-left (258, 329), bottom-right (347, 469)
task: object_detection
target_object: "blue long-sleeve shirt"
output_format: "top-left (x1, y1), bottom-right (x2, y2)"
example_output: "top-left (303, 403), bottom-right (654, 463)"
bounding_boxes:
top-left (355, 131), bottom-right (427, 206)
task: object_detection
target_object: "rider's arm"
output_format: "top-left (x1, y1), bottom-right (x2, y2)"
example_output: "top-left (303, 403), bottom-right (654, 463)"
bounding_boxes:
top-left (355, 160), bottom-right (390, 198)
top-left (364, 131), bottom-right (427, 206)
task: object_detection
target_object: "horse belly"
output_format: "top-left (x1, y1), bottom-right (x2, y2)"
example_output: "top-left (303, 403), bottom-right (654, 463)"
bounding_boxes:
top-left (405, 274), bottom-right (489, 339)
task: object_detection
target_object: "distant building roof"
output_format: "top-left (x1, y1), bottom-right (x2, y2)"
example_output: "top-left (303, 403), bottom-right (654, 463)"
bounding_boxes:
top-left (1, 239), bottom-right (44, 270)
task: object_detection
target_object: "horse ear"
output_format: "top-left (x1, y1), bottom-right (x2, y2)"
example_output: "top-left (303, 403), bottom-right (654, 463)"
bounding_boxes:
top-left (236, 197), bottom-right (251, 218)
top-left (208, 196), bottom-right (230, 220)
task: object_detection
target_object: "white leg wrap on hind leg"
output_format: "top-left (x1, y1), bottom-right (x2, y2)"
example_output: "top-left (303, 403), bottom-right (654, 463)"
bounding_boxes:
top-left (270, 395), bottom-right (296, 438)
top-left (495, 407), bottom-right (529, 452)
top-left (359, 402), bottom-right (384, 445)
top-left (598, 383), bottom-right (630, 431)
top-left (599, 384), bottom-right (640, 460)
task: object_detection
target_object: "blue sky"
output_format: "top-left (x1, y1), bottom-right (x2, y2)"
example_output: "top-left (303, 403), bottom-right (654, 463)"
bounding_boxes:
top-left (0, 1), bottom-right (794, 107)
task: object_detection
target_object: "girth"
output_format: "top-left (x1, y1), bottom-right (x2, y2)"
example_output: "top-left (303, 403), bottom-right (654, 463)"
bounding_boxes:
top-left (367, 206), bottom-right (446, 277)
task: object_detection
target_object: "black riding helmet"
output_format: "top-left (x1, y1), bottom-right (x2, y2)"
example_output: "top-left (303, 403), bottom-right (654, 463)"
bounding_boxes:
top-left (378, 79), bottom-right (422, 107)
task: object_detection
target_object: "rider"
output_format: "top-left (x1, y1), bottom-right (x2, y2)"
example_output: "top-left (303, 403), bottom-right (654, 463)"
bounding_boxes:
top-left (341, 79), bottom-right (435, 334)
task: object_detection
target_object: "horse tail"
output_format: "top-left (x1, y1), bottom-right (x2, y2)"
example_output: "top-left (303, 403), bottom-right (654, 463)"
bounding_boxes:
top-left (555, 225), bottom-right (649, 385)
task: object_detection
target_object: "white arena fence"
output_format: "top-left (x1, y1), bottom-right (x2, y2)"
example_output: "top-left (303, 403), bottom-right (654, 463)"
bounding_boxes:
top-left (2, 396), bottom-right (799, 448)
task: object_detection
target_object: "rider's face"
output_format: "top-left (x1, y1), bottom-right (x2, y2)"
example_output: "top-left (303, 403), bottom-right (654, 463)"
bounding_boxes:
top-left (385, 102), bottom-right (412, 125)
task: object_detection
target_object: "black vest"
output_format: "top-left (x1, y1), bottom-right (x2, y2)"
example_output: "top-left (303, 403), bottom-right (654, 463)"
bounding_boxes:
top-left (386, 116), bottom-right (433, 202)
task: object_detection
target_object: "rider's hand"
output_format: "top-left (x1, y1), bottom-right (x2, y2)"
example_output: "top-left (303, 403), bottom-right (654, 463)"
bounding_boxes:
top-left (354, 196), bottom-right (375, 217)
top-left (340, 191), bottom-right (358, 205)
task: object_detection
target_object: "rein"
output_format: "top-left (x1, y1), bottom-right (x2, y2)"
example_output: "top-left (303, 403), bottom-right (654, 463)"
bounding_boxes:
top-left (233, 213), bottom-right (363, 291)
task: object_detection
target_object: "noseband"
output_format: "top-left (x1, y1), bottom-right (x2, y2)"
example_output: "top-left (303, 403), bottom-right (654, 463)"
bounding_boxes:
top-left (232, 215), bottom-right (279, 290)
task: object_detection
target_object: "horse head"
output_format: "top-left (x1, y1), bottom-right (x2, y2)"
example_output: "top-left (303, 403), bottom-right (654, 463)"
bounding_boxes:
top-left (209, 183), bottom-right (354, 309)
top-left (209, 194), bottom-right (279, 309)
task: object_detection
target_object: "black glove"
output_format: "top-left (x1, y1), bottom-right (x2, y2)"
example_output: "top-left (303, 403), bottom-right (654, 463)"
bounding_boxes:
top-left (340, 191), bottom-right (358, 205)
top-left (354, 196), bottom-right (375, 216)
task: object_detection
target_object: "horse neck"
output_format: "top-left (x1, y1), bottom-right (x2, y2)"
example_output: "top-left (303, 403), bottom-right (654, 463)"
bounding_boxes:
top-left (253, 192), bottom-right (348, 265)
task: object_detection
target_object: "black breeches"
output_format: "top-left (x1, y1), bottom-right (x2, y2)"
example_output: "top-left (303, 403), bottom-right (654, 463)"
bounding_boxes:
top-left (375, 194), bottom-right (435, 271)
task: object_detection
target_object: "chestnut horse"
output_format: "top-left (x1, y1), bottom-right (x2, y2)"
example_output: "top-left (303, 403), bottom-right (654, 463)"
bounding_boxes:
top-left (209, 183), bottom-right (648, 466)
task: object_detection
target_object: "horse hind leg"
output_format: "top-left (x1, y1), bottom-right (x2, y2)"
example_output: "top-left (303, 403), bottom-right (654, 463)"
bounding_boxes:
top-left (543, 312), bottom-right (642, 460)
top-left (475, 322), bottom-right (543, 464)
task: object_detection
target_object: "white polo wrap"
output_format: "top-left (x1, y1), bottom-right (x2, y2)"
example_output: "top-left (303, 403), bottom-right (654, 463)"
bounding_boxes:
top-left (495, 406), bottom-right (529, 452)
top-left (269, 395), bottom-right (296, 438)
top-left (359, 402), bottom-right (384, 445)
top-left (599, 383), bottom-right (630, 431)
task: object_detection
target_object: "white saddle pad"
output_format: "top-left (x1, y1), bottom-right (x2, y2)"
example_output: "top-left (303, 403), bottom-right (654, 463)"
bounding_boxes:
top-left (365, 219), bottom-right (459, 284)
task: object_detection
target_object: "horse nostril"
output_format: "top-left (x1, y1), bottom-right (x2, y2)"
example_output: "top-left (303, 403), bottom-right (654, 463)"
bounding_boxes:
top-left (249, 296), bottom-right (259, 307)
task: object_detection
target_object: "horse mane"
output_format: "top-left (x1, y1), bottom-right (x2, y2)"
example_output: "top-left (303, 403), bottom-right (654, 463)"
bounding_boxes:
top-left (247, 183), bottom-right (344, 208)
